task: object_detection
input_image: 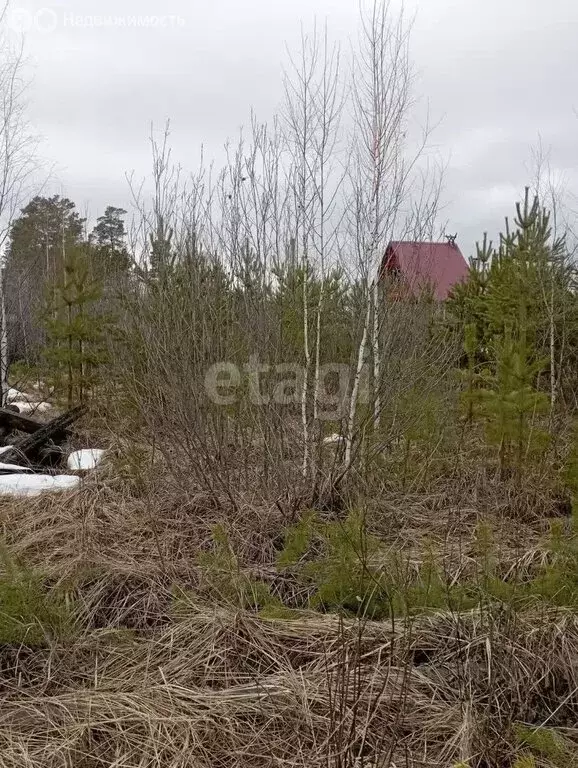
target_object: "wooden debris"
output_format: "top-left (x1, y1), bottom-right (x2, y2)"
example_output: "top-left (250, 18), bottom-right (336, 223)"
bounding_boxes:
top-left (0, 407), bottom-right (47, 435)
top-left (0, 406), bottom-right (86, 466)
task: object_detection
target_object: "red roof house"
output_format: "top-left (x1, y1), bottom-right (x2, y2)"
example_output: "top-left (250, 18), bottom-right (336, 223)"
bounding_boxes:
top-left (379, 240), bottom-right (469, 300)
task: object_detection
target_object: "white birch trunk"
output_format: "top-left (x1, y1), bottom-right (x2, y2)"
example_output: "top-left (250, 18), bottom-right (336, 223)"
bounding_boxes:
top-left (301, 256), bottom-right (310, 477)
top-left (549, 274), bottom-right (556, 415)
top-left (345, 290), bottom-right (372, 467)
top-left (312, 283), bottom-right (324, 423)
top-left (0, 267), bottom-right (7, 407)
top-left (372, 279), bottom-right (381, 428)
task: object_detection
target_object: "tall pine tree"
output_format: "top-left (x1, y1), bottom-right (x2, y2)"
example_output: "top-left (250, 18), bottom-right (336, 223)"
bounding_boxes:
top-left (43, 246), bottom-right (107, 407)
top-left (5, 196), bottom-right (85, 361)
top-left (449, 190), bottom-right (574, 407)
top-left (90, 205), bottom-right (130, 275)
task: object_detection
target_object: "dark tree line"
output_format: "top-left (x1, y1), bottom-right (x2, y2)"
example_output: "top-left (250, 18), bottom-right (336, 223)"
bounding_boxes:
top-left (4, 196), bottom-right (130, 363)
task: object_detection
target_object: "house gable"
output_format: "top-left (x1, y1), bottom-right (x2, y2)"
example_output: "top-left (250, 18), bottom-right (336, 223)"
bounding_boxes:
top-left (379, 240), bottom-right (469, 300)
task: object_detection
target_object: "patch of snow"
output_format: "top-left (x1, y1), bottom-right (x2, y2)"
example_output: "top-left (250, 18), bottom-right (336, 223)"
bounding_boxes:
top-left (10, 401), bottom-right (52, 415)
top-left (0, 463), bottom-right (32, 473)
top-left (0, 474), bottom-right (80, 497)
top-left (323, 433), bottom-right (344, 446)
top-left (6, 388), bottom-right (26, 403)
top-left (67, 449), bottom-right (106, 471)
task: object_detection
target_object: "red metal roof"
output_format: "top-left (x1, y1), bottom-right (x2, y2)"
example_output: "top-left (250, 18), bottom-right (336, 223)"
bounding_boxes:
top-left (379, 240), bottom-right (469, 300)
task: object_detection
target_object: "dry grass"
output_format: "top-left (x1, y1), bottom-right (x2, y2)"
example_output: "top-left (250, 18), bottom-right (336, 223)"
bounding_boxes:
top-left (0, 600), bottom-right (576, 767)
top-left (0, 475), bottom-right (575, 766)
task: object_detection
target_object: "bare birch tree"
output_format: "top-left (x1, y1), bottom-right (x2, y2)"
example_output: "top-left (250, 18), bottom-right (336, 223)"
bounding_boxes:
top-left (530, 141), bottom-right (577, 420)
top-left (282, 26), bottom-right (321, 478)
top-left (282, 23), bottom-right (346, 479)
top-left (0, 4), bottom-right (39, 403)
top-left (118, 5), bottom-right (448, 501)
top-left (344, 0), bottom-right (440, 468)
top-left (345, 0), bottom-right (413, 466)
top-left (309, 29), bottom-right (343, 425)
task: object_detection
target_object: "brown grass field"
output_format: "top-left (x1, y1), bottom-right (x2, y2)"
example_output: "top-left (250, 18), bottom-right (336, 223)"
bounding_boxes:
top-left (0, 457), bottom-right (575, 768)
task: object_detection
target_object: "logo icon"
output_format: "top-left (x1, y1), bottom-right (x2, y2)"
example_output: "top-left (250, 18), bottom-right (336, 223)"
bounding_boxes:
top-left (34, 7), bottom-right (58, 33)
top-left (7, 8), bottom-right (34, 32)
top-left (7, 7), bottom-right (58, 34)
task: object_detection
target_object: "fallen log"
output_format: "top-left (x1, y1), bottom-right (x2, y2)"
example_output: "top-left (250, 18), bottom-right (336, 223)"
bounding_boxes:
top-left (0, 406), bottom-right (86, 466)
top-left (0, 407), bottom-right (46, 435)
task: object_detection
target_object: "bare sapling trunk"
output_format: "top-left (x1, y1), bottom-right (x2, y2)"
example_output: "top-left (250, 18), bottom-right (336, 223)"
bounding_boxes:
top-left (550, 274), bottom-right (556, 414)
top-left (283, 26), bottom-right (321, 478)
top-left (61, 220), bottom-right (73, 408)
top-left (530, 140), bottom-right (570, 423)
top-left (312, 286), bottom-right (323, 424)
top-left (345, 0), bottom-right (413, 469)
top-left (370, 121), bottom-right (384, 432)
top-left (311, 29), bottom-right (342, 435)
top-left (372, 278), bottom-right (381, 429)
top-left (0, 6), bottom-right (39, 403)
top-left (0, 268), bottom-right (7, 406)
top-left (284, 24), bottom-right (344, 480)
top-left (345, 287), bottom-right (372, 467)
top-left (301, 240), bottom-right (310, 477)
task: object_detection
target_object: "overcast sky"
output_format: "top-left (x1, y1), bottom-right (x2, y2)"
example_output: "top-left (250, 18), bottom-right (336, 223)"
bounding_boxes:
top-left (7, 0), bottom-right (578, 257)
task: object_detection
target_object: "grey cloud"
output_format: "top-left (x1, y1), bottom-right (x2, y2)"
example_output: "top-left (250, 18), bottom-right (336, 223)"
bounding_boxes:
top-left (8, 0), bottom-right (577, 256)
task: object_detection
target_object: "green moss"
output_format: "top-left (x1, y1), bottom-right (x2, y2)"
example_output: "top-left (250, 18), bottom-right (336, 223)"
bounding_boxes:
top-left (512, 756), bottom-right (537, 768)
top-left (258, 604), bottom-right (306, 620)
top-left (514, 724), bottom-right (571, 766)
top-left (0, 570), bottom-right (74, 646)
